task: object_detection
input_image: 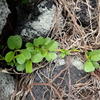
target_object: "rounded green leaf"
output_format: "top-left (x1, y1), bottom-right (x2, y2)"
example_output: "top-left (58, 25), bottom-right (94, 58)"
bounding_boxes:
top-left (92, 62), bottom-right (100, 69)
top-left (16, 54), bottom-right (26, 64)
top-left (45, 52), bottom-right (57, 61)
top-left (16, 64), bottom-right (25, 71)
top-left (87, 50), bottom-right (100, 56)
top-left (21, 49), bottom-right (31, 60)
top-left (25, 60), bottom-right (33, 73)
top-left (26, 42), bottom-right (33, 48)
top-left (7, 35), bottom-right (22, 50)
top-left (83, 60), bottom-right (95, 72)
top-left (44, 37), bottom-right (51, 45)
top-left (31, 53), bottom-right (43, 63)
top-left (5, 51), bottom-right (14, 62)
top-left (46, 41), bottom-right (59, 51)
top-left (26, 47), bottom-right (34, 52)
top-left (33, 37), bottom-right (45, 47)
top-left (90, 54), bottom-right (100, 62)
top-left (40, 48), bottom-right (48, 57)
top-left (26, 42), bottom-right (34, 52)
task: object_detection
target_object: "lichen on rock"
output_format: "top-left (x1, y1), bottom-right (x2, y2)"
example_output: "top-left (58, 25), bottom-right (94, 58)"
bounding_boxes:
top-left (20, 0), bottom-right (56, 40)
top-left (0, 73), bottom-right (15, 100)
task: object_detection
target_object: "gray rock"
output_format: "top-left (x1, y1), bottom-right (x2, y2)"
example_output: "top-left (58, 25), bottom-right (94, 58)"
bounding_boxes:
top-left (54, 57), bottom-right (65, 66)
top-left (0, 73), bottom-right (15, 100)
top-left (72, 57), bottom-right (84, 70)
top-left (53, 65), bottom-right (88, 85)
top-left (20, 0), bottom-right (56, 40)
top-left (0, 0), bottom-right (10, 35)
top-left (54, 57), bottom-right (84, 70)
top-left (26, 57), bottom-right (89, 100)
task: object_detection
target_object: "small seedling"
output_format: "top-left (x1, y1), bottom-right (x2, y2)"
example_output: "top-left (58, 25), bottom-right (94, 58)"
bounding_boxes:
top-left (2, 35), bottom-right (100, 73)
top-left (4, 35), bottom-right (60, 73)
top-left (83, 50), bottom-right (100, 72)
top-left (0, 35), bottom-right (79, 73)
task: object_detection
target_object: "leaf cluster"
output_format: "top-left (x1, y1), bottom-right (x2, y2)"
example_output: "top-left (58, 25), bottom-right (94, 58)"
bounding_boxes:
top-left (3, 35), bottom-right (100, 73)
top-left (5, 35), bottom-right (59, 73)
top-left (84, 50), bottom-right (100, 72)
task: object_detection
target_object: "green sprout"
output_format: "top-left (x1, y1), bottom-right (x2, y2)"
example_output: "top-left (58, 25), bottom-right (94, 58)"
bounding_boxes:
top-left (4, 35), bottom-right (60, 73)
top-left (2, 35), bottom-right (99, 74)
top-left (83, 50), bottom-right (100, 72)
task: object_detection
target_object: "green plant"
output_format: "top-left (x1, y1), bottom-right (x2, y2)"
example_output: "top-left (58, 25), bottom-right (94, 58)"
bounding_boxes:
top-left (83, 50), bottom-right (100, 72)
top-left (4, 35), bottom-right (60, 73)
top-left (2, 35), bottom-right (100, 73)
top-left (0, 35), bottom-right (79, 73)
